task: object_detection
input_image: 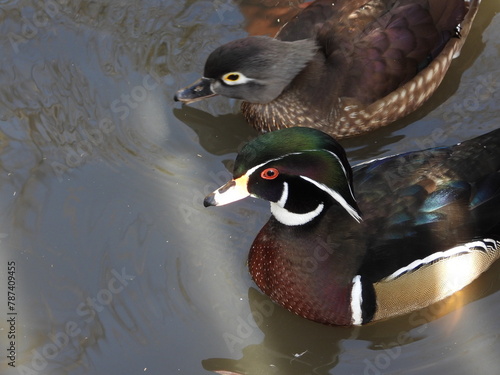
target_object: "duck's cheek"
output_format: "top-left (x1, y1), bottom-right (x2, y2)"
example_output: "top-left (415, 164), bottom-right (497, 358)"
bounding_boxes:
top-left (215, 80), bottom-right (279, 103)
top-left (212, 81), bottom-right (247, 100)
top-left (249, 179), bottom-right (285, 203)
top-left (244, 81), bottom-right (286, 103)
top-left (210, 80), bottom-right (223, 94)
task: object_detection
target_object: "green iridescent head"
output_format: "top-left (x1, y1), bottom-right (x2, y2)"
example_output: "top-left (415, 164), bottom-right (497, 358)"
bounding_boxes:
top-left (205, 127), bottom-right (361, 226)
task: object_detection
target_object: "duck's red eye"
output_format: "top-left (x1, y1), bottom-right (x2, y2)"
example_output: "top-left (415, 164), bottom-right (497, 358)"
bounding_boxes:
top-left (261, 168), bottom-right (279, 180)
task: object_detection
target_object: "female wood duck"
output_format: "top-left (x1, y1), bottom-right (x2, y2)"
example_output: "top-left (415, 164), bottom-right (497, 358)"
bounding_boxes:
top-left (204, 127), bottom-right (500, 325)
top-left (175, 0), bottom-right (481, 139)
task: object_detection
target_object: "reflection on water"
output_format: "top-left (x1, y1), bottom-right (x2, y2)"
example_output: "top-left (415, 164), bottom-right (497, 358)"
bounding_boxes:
top-left (0, 1), bottom-right (499, 374)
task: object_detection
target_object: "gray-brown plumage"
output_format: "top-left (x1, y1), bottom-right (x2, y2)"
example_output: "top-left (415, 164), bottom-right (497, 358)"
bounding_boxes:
top-left (175, 0), bottom-right (481, 138)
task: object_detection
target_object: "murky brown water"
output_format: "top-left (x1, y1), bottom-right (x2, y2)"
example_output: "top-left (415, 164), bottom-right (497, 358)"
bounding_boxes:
top-left (0, 1), bottom-right (499, 374)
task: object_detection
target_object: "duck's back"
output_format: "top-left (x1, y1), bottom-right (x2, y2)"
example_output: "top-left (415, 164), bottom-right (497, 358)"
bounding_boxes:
top-left (353, 128), bottom-right (500, 282)
top-left (350, 129), bottom-right (500, 320)
top-left (243, 0), bottom-right (476, 137)
top-left (331, 0), bottom-right (465, 104)
top-left (301, 0), bottom-right (466, 100)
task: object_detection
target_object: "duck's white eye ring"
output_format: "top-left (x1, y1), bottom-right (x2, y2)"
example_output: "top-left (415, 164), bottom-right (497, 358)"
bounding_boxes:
top-left (222, 72), bottom-right (254, 85)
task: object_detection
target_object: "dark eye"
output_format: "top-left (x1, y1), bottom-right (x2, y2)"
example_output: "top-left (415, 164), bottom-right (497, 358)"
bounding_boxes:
top-left (261, 168), bottom-right (279, 180)
top-left (225, 73), bottom-right (240, 81)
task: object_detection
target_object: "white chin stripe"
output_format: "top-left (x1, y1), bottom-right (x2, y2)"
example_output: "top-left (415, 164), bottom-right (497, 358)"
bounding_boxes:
top-left (270, 202), bottom-right (324, 226)
top-left (277, 181), bottom-right (289, 206)
top-left (270, 181), bottom-right (325, 226)
top-left (350, 275), bottom-right (363, 325)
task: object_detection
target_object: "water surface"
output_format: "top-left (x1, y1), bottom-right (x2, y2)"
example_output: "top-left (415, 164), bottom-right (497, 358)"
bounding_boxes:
top-left (0, 1), bottom-right (499, 374)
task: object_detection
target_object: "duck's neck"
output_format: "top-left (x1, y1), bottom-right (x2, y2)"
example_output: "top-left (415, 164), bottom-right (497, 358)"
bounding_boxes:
top-left (241, 90), bottom-right (329, 133)
top-left (247, 209), bottom-right (365, 325)
top-left (241, 54), bottom-right (340, 133)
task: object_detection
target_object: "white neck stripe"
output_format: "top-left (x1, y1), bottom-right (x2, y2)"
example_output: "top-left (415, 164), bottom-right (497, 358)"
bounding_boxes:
top-left (270, 202), bottom-right (325, 226)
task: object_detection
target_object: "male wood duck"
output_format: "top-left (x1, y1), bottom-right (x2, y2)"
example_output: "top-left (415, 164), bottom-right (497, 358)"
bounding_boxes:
top-left (175, 0), bottom-right (481, 139)
top-left (204, 127), bottom-right (500, 325)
